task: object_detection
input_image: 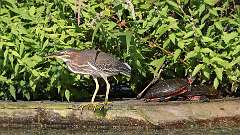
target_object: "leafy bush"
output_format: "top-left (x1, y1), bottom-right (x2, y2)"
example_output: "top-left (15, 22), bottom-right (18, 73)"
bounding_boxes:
top-left (0, 0), bottom-right (239, 101)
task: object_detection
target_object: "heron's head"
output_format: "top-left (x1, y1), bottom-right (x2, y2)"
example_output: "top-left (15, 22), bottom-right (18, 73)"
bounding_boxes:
top-left (47, 48), bottom-right (79, 62)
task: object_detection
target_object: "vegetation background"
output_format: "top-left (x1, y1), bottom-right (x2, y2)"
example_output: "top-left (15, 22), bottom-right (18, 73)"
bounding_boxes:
top-left (0, 0), bottom-right (239, 101)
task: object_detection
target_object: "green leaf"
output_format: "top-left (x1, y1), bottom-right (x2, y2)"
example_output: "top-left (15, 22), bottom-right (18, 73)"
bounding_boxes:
top-left (231, 56), bottom-right (240, 66)
top-left (1, 42), bottom-right (15, 47)
top-left (200, 48), bottom-right (213, 54)
top-left (3, 47), bottom-right (9, 66)
top-left (231, 46), bottom-right (240, 56)
top-left (183, 0), bottom-right (189, 5)
top-left (169, 33), bottom-right (176, 44)
top-left (22, 55), bottom-right (42, 68)
top-left (0, 75), bottom-right (8, 82)
top-left (42, 39), bottom-right (49, 50)
top-left (204, 0), bottom-right (218, 6)
top-left (167, 1), bottom-right (180, 12)
top-left (195, 28), bottom-right (202, 36)
top-left (24, 91), bottom-right (30, 100)
top-left (209, 9), bottom-right (218, 16)
top-left (163, 39), bottom-right (170, 48)
top-left (106, 21), bottom-right (117, 30)
top-left (214, 21), bottom-right (223, 31)
top-left (91, 19), bottom-right (106, 44)
top-left (31, 70), bottom-right (39, 76)
top-left (198, 4), bottom-right (205, 16)
top-left (11, 51), bottom-right (21, 58)
top-left (177, 40), bottom-right (185, 49)
top-left (8, 54), bottom-right (14, 68)
top-left (192, 64), bottom-right (204, 76)
top-left (9, 85), bottom-right (16, 100)
top-left (173, 49), bottom-right (181, 62)
top-left (211, 57), bottom-right (231, 69)
top-left (65, 89), bottom-right (70, 102)
top-left (31, 55), bottom-right (43, 63)
top-left (4, 0), bottom-right (16, 5)
top-left (149, 57), bottom-right (165, 76)
top-left (155, 24), bottom-right (169, 37)
top-left (19, 42), bottom-right (25, 56)
top-left (201, 13), bottom-right (210, 24)
top-left (214, 67), bottom-right (223, 81)
top-left (202, 36), bottom-right (213, 42)
top-left (213, 77), bottom-right (219, 89)
top-left (203, 57), bottom-right (211, 64)
top-left (150, 57), bottom-right (165, 68)
top-left (22, 37), bottom-right (36, 43)
top-left (20, 80), bottom-right (25, 86)
top-left (138, 28), bottom-right (148, 34)
top-left (167, 1), bottom-right (178, 8)
top-left (222, 32), bottom-right (238, 44)
top-left (185, 50), bottom-right (198, 60)
top-left (160, 6), bottom-right (168, 16)
top-left (183, 31), bottom-right (194, 39)
top-left (29, 6), bottom-right (35, 16)
top-left (203, 68), bottom-right (210, 79)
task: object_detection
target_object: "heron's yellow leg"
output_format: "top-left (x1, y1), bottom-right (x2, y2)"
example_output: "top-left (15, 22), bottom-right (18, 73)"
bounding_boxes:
top-left (102, 76), bottom-right (111, 103)
top-left (91, 77), bottom-right (99, 103)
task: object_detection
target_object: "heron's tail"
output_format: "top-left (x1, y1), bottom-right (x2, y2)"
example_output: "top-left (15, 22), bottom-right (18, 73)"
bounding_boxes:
top-left (120, 63), bottom-right (131, 77)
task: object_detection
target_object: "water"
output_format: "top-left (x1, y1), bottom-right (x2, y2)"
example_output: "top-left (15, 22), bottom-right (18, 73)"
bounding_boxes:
top-left (0, 126), bottom-right (240, 135)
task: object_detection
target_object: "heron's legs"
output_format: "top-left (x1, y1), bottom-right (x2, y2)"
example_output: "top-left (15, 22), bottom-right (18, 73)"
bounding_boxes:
top-left (91, 77), bottom-right (99, 103)
top-left (102, 76), bottom-right (110, 103)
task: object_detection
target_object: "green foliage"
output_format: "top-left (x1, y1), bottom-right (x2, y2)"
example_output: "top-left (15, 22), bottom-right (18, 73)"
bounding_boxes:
top-left (0, 0), bottom-right (239, 101)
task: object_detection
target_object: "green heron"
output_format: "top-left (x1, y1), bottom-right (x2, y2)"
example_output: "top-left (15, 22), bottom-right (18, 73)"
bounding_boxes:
top-left (47, 48), bottom-right (131, 103)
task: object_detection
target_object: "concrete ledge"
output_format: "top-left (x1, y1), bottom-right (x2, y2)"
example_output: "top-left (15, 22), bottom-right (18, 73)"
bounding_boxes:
top-left (0, 99), bottom-right (240, 129)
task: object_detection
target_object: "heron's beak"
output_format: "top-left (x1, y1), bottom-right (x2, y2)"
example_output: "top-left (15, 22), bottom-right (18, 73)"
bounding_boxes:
top-left (46, 55), bottom-right (56, 58)
top-left (46, 52), bottom-right (70, 63)
top-left (46, 51), bottom-right (62, 58)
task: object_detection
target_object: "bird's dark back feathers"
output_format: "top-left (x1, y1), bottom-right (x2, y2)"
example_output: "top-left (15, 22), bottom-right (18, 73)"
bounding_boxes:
top-left (70, 49), bottom-right (131, 76)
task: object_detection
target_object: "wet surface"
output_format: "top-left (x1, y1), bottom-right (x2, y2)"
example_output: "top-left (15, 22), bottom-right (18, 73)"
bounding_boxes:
top-left (0, 126), bottom-right (240, 135)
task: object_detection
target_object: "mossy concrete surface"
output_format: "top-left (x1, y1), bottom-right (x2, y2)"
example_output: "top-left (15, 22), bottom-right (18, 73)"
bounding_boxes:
top-left (0, 99), bottom-right (240, 129)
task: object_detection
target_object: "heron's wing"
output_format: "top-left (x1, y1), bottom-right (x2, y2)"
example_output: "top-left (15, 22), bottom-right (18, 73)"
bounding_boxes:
top-left (94, 52), bottom-right (131, 75)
